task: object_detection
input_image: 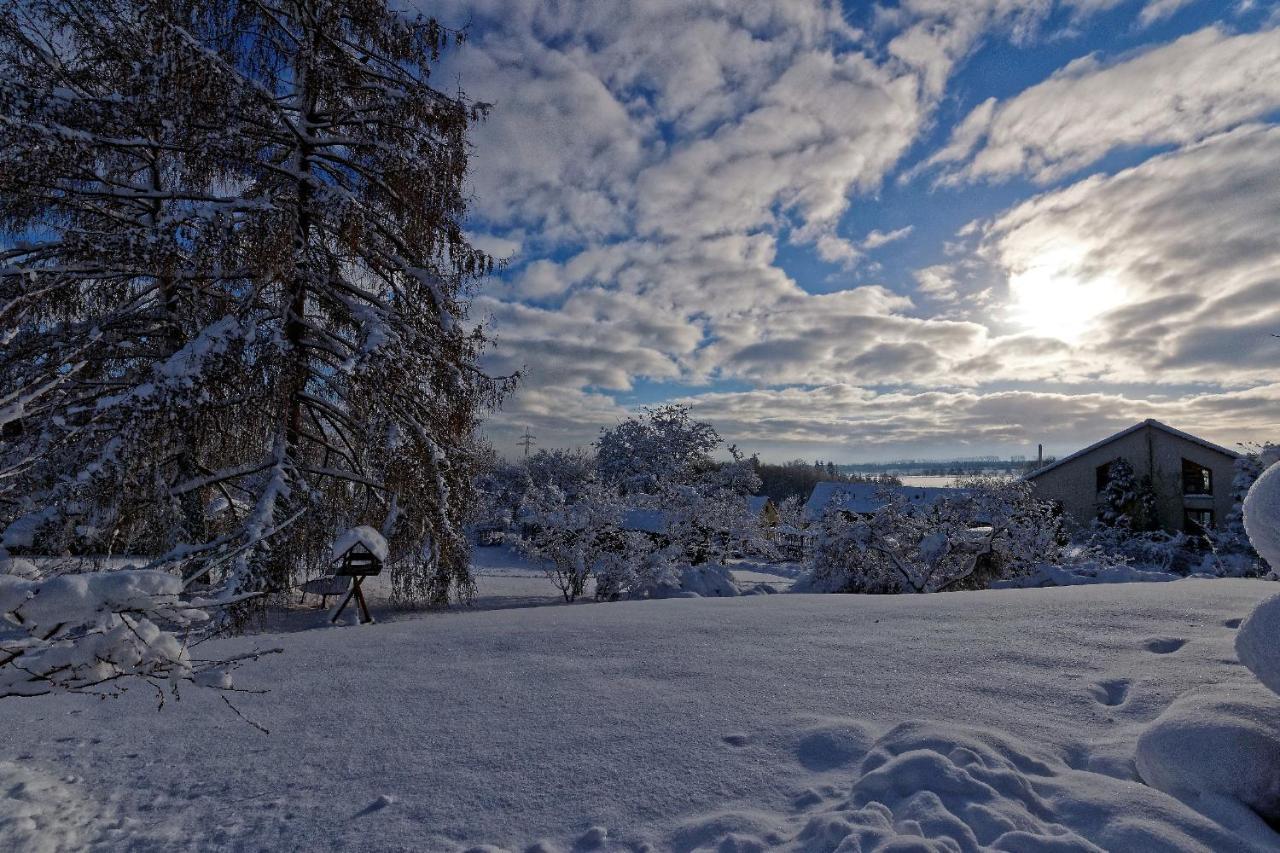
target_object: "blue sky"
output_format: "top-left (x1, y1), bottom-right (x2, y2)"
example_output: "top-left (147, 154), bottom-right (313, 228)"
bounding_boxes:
top-left (428, 0), bottom-right (1280, 461)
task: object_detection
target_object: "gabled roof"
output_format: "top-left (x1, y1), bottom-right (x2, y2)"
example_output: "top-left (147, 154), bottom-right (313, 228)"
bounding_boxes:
top-left (1024, 419), bottom-right (1239, 481)
top-left (803, 481), bottom-right (960, 522)
top-left (331, 525), bottom-right (389, 562)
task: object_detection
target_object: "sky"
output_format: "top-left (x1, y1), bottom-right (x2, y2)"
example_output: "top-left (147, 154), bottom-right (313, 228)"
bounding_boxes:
top-left (427, 0), bottom-right (1280, 462)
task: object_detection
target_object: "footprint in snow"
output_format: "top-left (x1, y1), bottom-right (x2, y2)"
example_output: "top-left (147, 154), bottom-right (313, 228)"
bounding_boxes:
top-left (722, 733), bottom-right (751, 747)
top-left (793, 789), bottom-right (824, 810)
top-left (1224, 618), bottom-right (1243, 629)
top-left (1090, 678), bottom-right (1130, 708)
top-left (351, 794), bottom-right (396, 818)
top-left (1144, 638), bottom-right (1187, 655)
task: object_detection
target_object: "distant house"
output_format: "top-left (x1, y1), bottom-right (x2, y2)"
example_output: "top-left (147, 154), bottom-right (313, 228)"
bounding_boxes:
top-left (802, 481), bottom-right (959, 524)
top-left (1024, 419), bottom-right (1238, 534)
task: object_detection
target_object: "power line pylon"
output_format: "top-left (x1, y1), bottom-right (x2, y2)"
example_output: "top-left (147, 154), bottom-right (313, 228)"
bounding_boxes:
top-left (517, 426), bottom-right (536, 458)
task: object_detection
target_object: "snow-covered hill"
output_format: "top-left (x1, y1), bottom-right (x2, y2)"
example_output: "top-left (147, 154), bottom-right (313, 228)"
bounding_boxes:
top-left (1, 579), bottom-right (1277, 851)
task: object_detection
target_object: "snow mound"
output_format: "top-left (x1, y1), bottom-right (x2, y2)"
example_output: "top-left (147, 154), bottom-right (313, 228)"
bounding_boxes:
top-left (0, 556), bottom-right (39, 579)
top-left (1237, 593), bottom-right (1280, 696)
top-left (645, 564), bottom-right (740, 598)
top-left (994, 560), bottom-right (1179, 588)
top-left (794, 719), bottom-right (877, 771)
top-left (668, 720), bottom-right (1270, 852)
top-left (1136, 685), bottom-right (1280, 836)
top-left (1244, 461), bottom-right (1280, 572)
top-left (330, 525), bottom-right (388, 563)
top-left (676, 564), bottom-right (739, 598)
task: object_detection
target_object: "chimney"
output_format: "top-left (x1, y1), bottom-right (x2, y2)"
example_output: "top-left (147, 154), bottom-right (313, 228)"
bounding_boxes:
top-left (1037, 443), bottom-right (1043, 465)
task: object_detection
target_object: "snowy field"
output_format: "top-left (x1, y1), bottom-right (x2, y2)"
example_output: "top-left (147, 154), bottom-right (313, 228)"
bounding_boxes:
top-left (2, 565), bottom-right (1278, 852)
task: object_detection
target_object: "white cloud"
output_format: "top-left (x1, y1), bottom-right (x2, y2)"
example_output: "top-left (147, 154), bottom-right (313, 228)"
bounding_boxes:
top-left (674, 382), bottom-right (1280, 460)
top-left (926, 26), bottom-right (1280, 184)
top-left (862, 226), bottom-right (914, 250)
top-left (981, 123), bottom-right (1280, 383)
top-left (1139, 0), bottom-right (1196, 26)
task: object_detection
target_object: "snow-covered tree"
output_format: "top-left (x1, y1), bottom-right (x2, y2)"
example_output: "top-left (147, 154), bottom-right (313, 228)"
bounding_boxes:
top-left (472, 450), bottom-right (532, 533)
top-left (800, 480), bottom-right (1064, 594)
top-left (595, 405), bottom-right (720, 495)
top-left (196, 0), bottom-right (512, 605)
top-left (526, 448), bottom-right (597, 502)
top-left (1094, 459), bottom-right (1156, 531)
top-left (0, 0), bottom-right (268, 567)
top-left (2, 0), bottom-right (511, 613)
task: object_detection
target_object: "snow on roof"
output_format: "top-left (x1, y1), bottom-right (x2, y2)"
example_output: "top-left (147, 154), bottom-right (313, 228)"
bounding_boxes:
top-left (1024, 419), bottom-right (1239, 481)
top-left (331, 525), bottom-right (389, 562)
top-left (803, 481), bottom-right (959, 522)
top-left (621, 508), bottom-right (669, 534)
top-left (746, 495), bottom-right (771, 515)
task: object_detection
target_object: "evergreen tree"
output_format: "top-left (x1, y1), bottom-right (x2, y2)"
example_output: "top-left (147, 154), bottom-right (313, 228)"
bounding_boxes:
top-left (0, 0), bottom-right (266, 564)
top-left (1, 0), bottom-right (509, 610)
top-left (214, 0), bottom-right (511, 604)
top-left (1095, 458), bottom-right (1147, 530)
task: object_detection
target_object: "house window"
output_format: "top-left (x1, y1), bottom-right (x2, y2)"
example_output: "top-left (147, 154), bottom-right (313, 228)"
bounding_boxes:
top-left (1181, 458), bottom-right (1213, 495)
top-left (1183, 508), bottom-right (1214, 533)
top-left (1095, 462), bottom-right (1112, 493)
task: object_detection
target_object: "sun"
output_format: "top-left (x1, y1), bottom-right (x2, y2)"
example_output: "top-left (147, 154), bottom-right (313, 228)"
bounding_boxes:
top-left (1006, 251), bottom-right (1125, 343)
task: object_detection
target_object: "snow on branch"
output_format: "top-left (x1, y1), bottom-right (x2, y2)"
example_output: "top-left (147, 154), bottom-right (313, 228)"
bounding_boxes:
top-left (0, 567), bottom-right (279, 702)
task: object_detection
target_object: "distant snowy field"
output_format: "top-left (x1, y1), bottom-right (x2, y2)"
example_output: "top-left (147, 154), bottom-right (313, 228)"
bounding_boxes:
top-left (1, 554), bottom-right (1277, 851)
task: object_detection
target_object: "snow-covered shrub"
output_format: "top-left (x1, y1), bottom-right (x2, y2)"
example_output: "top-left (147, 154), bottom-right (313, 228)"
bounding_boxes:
top-left (798, 479), bottom-right (1065, 594)
top-left (0, 562), bottom-right (270, 701)
top-left (659, 484), bottom-right (769, 566)
top-left (526, 448), bottom-right (598, 500)
top-left (590, 532), bottom-right (657, 601)
top-left (517, 480), bottom-right (629, 603)
top-left (593, 543), bottom-right (739, 600)
top-left (1084, 524), bottom-right (1199, 573)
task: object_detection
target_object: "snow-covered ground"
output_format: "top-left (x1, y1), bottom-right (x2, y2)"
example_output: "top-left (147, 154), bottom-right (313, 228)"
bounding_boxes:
top-left (1, 565), bottom-right (1278, 851)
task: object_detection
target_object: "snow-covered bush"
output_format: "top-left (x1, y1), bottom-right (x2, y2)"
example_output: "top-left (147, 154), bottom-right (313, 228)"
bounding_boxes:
top-left (798, 479), bottom-right (1066, 594)
top-left (659, 486), bottom-right (769, 566)
top-left (517, 480), bottom-right (631, 603)
top-left (0, 561), bottom-right (271, 701)
top-left (1084, 524), bottom-right (1197, 572)
top-left (592, 534), bottom-right (675, 601)
top-left (526, 448), bottom-right (597, 500)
